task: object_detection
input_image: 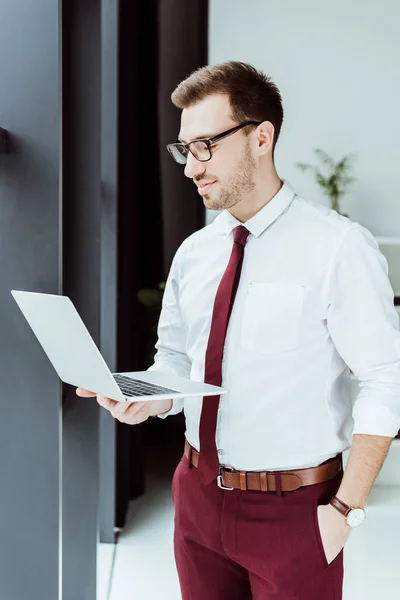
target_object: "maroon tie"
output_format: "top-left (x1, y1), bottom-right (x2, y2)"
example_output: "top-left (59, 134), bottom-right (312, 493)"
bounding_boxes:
top-left (198, 225), bottom-right (250, 485)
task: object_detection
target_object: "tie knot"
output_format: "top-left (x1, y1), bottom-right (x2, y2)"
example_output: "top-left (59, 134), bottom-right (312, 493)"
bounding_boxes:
top-left (233, 225), bottom-right (250, 247)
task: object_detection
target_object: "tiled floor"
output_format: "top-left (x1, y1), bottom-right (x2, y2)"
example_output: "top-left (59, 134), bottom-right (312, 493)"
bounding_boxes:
top-left (98, 444), bottom-right (400, 599)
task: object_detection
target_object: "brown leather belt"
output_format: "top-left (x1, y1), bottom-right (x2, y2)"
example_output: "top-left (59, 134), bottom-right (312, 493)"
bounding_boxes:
top-left (184, 440), bottom-right (342, 492)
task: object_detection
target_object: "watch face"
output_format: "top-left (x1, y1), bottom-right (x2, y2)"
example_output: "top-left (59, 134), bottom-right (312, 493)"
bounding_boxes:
top-left (347, 508), bottom-right (366, 528)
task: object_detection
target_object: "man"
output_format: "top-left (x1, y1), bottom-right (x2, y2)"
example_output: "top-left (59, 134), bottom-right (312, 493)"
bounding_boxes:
top-left (77, 61), bottom-right (400, 599)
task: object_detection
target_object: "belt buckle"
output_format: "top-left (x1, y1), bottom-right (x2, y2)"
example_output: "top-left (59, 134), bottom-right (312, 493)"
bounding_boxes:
top-left (217, 466), bottom-right (234, 490)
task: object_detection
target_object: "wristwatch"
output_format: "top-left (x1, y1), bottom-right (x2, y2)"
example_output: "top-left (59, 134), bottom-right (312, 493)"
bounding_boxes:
top-left (329, 495), bottom-right (366, 528)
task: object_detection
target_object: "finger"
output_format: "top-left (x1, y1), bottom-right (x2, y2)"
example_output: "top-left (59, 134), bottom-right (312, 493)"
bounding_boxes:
top-left (125, 402), bottom-right (151, 423)
top-left (76, 388), bottom-right (97, 397)
top-left (97, 395), bottom-right (118, 411)
top-left (111, 400), bottom-right (147, 421)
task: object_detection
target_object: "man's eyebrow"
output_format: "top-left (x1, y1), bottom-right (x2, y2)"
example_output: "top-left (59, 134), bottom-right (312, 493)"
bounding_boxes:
top-left (178, 132), bottom-right (215, 143)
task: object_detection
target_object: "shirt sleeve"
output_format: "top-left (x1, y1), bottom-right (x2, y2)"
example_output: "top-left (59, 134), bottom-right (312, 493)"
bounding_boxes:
top-left (146, 243), bottom-right (190, 419)
top-left (325, 224), bottom-right (400, 437)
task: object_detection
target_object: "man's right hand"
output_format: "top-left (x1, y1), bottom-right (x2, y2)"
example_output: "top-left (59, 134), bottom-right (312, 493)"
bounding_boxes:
top-left (75, 388), bottom-right (172, 425)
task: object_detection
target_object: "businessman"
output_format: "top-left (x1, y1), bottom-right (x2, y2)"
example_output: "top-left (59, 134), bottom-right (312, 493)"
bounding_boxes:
top-left (77, 61), bottom-right (400, 599)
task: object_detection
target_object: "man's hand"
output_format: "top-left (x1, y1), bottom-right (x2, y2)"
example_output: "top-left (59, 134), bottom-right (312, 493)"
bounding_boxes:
top-left (75, 388), bottom-right (173, 424)
top-left (317, 503), bottom-right (351, 565)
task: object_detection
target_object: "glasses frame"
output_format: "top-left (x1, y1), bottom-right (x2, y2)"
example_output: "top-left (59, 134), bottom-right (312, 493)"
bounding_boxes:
top-left (166, 120), bottom-right (262, 164)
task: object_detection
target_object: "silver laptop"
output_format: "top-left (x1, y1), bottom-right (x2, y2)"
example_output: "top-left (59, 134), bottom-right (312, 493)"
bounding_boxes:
top-left (11, 290), bottom-right (227, 403)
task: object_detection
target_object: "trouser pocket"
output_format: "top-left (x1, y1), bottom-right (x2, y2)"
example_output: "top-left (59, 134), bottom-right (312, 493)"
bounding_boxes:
top-left (312, 497), bottom-right (344, 570)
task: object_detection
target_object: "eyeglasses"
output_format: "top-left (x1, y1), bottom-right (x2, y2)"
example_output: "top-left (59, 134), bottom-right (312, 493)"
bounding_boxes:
top-left (166, 121), bottom-right (261, 165)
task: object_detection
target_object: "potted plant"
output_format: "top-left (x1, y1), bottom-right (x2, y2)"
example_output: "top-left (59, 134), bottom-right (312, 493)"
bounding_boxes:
top-left (296, 149), bottom-right (356, 217)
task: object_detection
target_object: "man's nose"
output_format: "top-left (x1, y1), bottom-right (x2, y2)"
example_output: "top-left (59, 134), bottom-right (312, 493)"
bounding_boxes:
top-left (184, 151), bottom-right (206, 179)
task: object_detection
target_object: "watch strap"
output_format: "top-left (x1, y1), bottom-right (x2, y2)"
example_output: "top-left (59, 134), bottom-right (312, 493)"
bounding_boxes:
top-left (329, 495), bottom-right (352, 517)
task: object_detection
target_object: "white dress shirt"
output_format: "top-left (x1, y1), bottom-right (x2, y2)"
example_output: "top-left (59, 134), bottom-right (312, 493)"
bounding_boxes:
top-left (148, 180), bottom-right (400, 470)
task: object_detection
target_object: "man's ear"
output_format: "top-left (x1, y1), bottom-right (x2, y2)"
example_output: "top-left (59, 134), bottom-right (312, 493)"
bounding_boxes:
top-left (255, 121), bottom-right (275, 156)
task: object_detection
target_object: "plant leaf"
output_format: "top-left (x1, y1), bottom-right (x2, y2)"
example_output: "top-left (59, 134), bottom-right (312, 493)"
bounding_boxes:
top-left (314, 148), bottom-right (335, 169)
top-left (296, 162), bottom-right (312, 172)
top-left (297, 148), bottom-right (357, 201)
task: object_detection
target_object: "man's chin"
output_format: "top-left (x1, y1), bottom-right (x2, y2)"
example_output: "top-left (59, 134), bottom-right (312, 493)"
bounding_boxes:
top-left (204, 199), bottom-right (222, 211)
top-left (203, 195), bottom-right (223, 211)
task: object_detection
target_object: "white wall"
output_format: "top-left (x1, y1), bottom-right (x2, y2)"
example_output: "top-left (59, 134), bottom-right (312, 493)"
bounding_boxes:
top-left (208, 0), bottom-right (400, 237)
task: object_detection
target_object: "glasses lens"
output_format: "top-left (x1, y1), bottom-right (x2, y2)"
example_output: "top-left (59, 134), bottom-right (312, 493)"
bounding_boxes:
top-left (190, 141), bottom-right (210, 161)
top-left (167, 144), bottom-right (187, 164)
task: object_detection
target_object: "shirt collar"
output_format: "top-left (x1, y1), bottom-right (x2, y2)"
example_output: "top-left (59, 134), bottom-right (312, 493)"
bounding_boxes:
top-left (214, 180), bottom-right (296, 238)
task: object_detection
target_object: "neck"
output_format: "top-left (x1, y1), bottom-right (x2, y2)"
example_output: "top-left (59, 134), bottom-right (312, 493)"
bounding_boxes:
top-left (228, 169), bottom-right (283, 223)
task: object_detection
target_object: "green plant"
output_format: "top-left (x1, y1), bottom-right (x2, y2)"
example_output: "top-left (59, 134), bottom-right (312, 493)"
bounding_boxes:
top-left (296, 149), bottom-right (356, 216)
top-left (137, 281), bottom-right (166, 366)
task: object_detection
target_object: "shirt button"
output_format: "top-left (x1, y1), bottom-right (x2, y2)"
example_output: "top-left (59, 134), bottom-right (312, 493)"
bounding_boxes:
top-left (218, 449), bottom-right (224, 456)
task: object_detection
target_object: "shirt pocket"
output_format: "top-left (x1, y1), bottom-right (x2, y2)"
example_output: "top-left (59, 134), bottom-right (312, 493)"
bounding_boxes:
top-left (241, 282), bottom-right (306, 355)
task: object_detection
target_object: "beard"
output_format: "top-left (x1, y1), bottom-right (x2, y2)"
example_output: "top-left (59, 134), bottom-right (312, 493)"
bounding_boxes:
top-left (203, 142), bottom-right (257, 211)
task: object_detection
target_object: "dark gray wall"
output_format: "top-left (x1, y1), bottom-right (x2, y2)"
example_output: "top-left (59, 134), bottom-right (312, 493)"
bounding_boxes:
top-left (99, 0), bottom-right (119, 544)
top-left (61, 1), bottom-right (101, 598)
top-left (0, 1), bottom-right (61, 599)
top-left (0, 1), bottom-right (102, 598)
top-left (158, 0), bottom-right (208, 274)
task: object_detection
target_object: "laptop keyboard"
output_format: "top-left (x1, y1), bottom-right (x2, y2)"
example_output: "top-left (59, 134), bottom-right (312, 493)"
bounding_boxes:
top-left (113, 374), bottom-right (179, 397)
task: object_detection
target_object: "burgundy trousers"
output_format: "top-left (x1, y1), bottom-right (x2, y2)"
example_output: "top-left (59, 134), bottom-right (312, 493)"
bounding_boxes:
top-left (172, 450), bottom-right (344, 600)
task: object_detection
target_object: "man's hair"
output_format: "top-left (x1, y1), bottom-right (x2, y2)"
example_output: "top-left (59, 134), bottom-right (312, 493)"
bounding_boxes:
top-left (171, 61), bottom-right (284, 153)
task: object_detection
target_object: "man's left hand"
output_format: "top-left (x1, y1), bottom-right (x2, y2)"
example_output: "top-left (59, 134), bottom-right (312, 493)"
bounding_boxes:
top-left (317, 503), bottom-right (351, 565)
